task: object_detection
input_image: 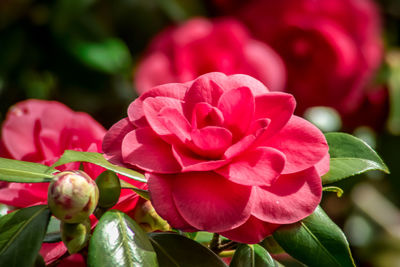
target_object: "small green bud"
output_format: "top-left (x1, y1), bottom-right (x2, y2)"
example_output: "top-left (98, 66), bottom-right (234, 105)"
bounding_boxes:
top-left (61, 218), bottom-right (91, 254)
top-left (48, 170), bottom-right (99, 223)
top-left (133, 198), bottom-right (171, 232)
top-left (96, 170), bottom-right (121, 209)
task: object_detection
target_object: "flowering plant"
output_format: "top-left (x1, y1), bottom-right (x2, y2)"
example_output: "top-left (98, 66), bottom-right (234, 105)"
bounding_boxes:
top-left (0, 74), bottom-right (389, 267)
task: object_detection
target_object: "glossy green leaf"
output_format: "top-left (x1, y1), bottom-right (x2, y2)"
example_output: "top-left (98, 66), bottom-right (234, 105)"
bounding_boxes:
top-left (273, 206), bottom-right (355, 267)
top-left (43, 216), bottom-right (62, 243)
top-left (230, 244), bottom-right (278, 267)
top-left (0, 157), bottom-right (56, 182)
top-left (51, 150), bottom-right (146, 183)
top-left (0, 205), bottom-right (51, 266)
top-left (149, 233), bottom-right (227, 267)
top-left (120, 180), bottom-right (150, 200)
top-left (88, 210), bottom-right (157, 267)
top-left (97, 170), bottom-right (121, 209)
top-left (322, 132), bottom-right (389, 184)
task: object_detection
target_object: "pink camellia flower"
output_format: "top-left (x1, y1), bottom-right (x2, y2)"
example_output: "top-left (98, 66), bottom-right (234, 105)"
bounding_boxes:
top-left (103, 72), bottom-right (329, 243)
top-left (134, 17), bottom-right (286, 94)
top-left (0, 99), bottom-right (143, 265)
top-left (216, 0), bottom-right (383, 115)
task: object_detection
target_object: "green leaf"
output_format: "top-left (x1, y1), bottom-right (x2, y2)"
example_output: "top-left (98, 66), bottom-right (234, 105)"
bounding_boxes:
top-left (43, 216), bottom-right (62, 243)
top-left (0, 205), bottom-right (51, 266)
top-left (120, 180), bottom-right (150, 200)
top-left (230, 244), bottom-right (278, 267)
top-left (387, 51), bottom-right (400, 135)
top-left (70, 38), bottom-right (132, 74)
top-left (322, 132), bottom-right (389, 184)
top-left (88, 210), bottom-right (157, 267)
top-left (149, 233), bottom-right (227, 267)
top-left (0, 157), bottom-right (56, 183)
top-left (96, 170), bottom-right (121, 209)
top-left (273, 206), bottom-right (355, 267)
top-left (51, 150), bottom-right (146, 183)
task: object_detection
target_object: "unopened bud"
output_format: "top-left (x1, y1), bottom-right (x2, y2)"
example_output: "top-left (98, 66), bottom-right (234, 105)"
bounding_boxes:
top-left (48, 170), bottom-right (99, 223)
top-left (61, 218), bottom-right (91, 254)
top-left (96, 170), bottom-right (121, 209)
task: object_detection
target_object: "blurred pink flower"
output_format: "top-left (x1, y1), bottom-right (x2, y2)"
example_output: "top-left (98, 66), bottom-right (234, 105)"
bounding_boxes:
top-left (134, 17), bottom-right (286, 94)
top-left (217, 0), bottom-right (383, 115)
top-left (0, 99), bottom-right (143, 265)
top-left (104, 72), bottom-right (329, 244)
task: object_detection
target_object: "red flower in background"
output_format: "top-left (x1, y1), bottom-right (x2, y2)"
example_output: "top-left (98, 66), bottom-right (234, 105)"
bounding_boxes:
top-left (0, 99), bottom-right (143, 265)
top-left (134, 17), bottom-right (286, 94)
top-left (104, 72), bottom-right (329, 244)
top-left (217, 0), bottom-right (383, 115)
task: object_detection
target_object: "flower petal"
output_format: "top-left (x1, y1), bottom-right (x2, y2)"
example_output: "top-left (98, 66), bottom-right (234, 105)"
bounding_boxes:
top-left (183, 73), bottom-right (225, 118)
top-left (217, 147), bottom-right (285, 186)
top-left (172, 145), bottom-right (229, 171)
top-left (40, 242), bottom-right (68, 265)
top-left (315, 152), bottom-right (330, 176)
top-left (224, 73), bottom-right (269, 96)
top-left (142, 97), bottom-right (185, 139)
top-left (158, 107), bottom-right (192, 144)
top-left (223, 135), bottom-right (256, 159)
top-left (254, 92), bottom-right (296, 137)
top-left (219, 216), bottom-right (279, 244)
top-left (121, 127), bottom-right (181, 173)
top-left (172, 171), bottom-right (252, 232)
top-left (0, 186), bottom-right (46, 207)
top-left (128, 83), bottom-right (188, 127)
top-left (244, 40), bottom-right (286, 92)
top-left (147, 173), bottom-right (196, 231)
top-left (102, 118), bottom-right (135, 166)
top-left (218, 86), bottom-right (255, 139)
top-left (134, 52), bottom-right (176, 94)
top-left (191, 102), bottom-right (224, 129)
top-left (264, 116), bottom-right (329, 174)
top-left (1, 100), bottom-right (69, 161)
top-left (251, 167), bottom-right (322, 224)
top-left (190, 126), bottom-right (232, 159)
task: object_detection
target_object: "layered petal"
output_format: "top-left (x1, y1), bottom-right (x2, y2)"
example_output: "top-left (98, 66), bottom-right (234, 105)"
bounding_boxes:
top-left (172, 145), bottom-right (229, 171)
top-left (253, 92), bottom-right (296, 137)
top-left (190, 126), bottom-right (232, 159)
top-left (172, 171), bottom-right (252, 232)
top-left (102, 118), bottom-right (135, 166)
top-left (142, 96), bottom-right (185, 138)
top-left (218, 86), bottom-right (254, 139)
top-left (220, 216), bottom-right (280, 244)
top-left (263, 116), bottom-right (328, 174)
top-left (217, 147), bottom-right (285, 186)
top-left (122, 127), bottom-right (181, 173)
top-left (128, 83), bottom-right (188, 127)
top-left (147, 173), bottom-right (196, 231)
top-left (222, 73), bottom-right (269, 96)
top-left (183, 73), bottom-right (225, 118)
top-left (158, 107), bottom-right (191, 144)
top-left (191, 102), bottom-right (224, 129)
top-left (251, 167), bottom-right (322, 224)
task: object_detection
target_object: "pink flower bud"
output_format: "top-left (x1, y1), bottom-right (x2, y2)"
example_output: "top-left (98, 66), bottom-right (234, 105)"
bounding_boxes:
top-left (48, 170), bottom-right (99, 223)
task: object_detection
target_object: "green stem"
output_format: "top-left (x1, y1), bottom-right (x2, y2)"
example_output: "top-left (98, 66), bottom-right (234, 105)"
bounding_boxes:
top-left (209, 233), bottom-right (220, 252)
top-left (219, 250), bottom-right (235, 258)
